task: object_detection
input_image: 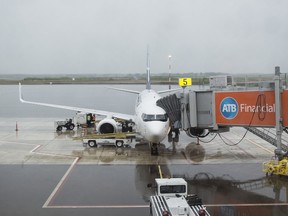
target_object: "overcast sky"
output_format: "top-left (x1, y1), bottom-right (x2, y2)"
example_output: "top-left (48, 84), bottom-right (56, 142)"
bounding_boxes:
top-left (0, 0), bottom-right (288, 75)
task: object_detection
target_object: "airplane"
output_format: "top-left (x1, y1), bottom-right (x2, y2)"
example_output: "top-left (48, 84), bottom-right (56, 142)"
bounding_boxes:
top-left (19, 54), bottom-right (177, 155)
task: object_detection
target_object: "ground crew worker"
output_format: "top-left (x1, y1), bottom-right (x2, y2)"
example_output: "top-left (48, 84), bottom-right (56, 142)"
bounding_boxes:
top-left (198, 208), bottom-right (205, 216)
top-left (162, 210), bottom-right (169, 216)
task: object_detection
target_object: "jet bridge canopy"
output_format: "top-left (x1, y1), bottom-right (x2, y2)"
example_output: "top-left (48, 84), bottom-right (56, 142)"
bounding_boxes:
top-left (158, 89), bottom-right (288, 129)
top-left (156, 67), bottom-right (287, 156)
top-left (157, 73), bottom-right (288, 131)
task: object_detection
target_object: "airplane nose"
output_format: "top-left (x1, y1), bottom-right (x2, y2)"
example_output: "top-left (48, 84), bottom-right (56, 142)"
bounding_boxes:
top-left (146, 123), bottom-right (167, 143)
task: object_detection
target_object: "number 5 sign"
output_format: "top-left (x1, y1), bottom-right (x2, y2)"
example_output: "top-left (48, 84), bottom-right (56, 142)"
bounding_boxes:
top-left (178, 78), bottom-right (192, 87)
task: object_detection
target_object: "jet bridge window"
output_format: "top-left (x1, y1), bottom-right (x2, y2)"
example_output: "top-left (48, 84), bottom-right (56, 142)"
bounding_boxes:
top-left (142, 114), bottom-right (168, 122)
top-left (160, 185), bottom-right (186, 194)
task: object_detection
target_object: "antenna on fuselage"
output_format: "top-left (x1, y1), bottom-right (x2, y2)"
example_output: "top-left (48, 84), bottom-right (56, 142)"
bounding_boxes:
top-left (146, 46), bottom-right (151, 90)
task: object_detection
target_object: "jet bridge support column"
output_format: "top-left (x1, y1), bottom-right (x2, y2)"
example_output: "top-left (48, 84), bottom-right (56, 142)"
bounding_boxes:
top-left (274, 66), bottom-right (284, 158)
top-left (180, 90), bottom-right (190, 130)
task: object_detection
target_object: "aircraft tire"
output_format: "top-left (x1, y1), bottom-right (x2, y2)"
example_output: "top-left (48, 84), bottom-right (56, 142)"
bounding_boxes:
top-left (116, 140), bottom-right (124, 148)
top-left (88, 140), bottom-right (97, 148)
top-left (151, 143), bottom-right (159, 155)
top-left (56, 126), bottom-right (63, 131)
top-left (67, 124), bottom-right (75, 130)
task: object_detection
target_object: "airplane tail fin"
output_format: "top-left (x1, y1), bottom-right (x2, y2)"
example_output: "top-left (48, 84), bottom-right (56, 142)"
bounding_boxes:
top-left (146, 46), bottom-right (151, 90)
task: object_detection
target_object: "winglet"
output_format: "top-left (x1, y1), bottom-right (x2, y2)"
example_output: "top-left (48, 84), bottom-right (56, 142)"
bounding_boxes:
top-left (18, 83), bottom-right (25, 103)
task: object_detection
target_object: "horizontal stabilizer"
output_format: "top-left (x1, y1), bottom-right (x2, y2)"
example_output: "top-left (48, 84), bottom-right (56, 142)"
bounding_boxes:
top-left (157, 88), bottom-right (181, 94)
top-left (107, 87), bottom-right (140, 94)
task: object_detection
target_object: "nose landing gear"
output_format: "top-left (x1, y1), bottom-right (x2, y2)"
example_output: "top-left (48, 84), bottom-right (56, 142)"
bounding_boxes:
top-left (150, 143), bottom-right (159, 155)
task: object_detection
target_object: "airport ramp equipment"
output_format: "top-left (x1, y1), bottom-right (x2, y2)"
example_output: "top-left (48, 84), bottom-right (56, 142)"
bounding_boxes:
top-left (150, 195), bottom-right (210, 216)
top-left (263, 156), bottom-right (288, 176)
top-left (149, 178), bottom-right (210, 216)
top-left (73, 132), bottom-right (136, 140)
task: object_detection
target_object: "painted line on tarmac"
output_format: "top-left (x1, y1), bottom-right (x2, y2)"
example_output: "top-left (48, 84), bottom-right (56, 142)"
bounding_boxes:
top-left (30, 145), bottom-right (41, 153)
top-left (245, 138), bottom-right (274, 154)
top-left (231, 130), bottom-right (274, 154)
top-left (206, 202), bottom-right (288, 207)
top-left (30, 144), bottom-right (78, 158)
top-left (43, 157), bottom-right (79, 208)
top-left (44, 205), bottom-right (149, 209)
top-left (0, 140), bottom-right (37, 146)
top-left (43, 202), bottom-right (288, 209)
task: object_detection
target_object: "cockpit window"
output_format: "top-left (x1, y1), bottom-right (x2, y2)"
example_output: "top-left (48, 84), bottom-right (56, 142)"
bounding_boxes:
top-left (142, 113), bottom-right (168, 122)
top-left (156, 114), bottom-right (167, 121)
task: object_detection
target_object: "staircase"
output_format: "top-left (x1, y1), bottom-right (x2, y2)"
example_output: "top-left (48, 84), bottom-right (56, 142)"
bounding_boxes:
top-left (244, 127), bottom-right (288, 151)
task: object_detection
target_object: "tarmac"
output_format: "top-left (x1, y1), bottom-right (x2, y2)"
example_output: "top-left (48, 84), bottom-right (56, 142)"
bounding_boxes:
top-left (0, 118), bottom-right (288, 216)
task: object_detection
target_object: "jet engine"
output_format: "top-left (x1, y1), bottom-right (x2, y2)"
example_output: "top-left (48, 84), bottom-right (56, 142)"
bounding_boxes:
top-left (96, 118), bottom-right (122, 134)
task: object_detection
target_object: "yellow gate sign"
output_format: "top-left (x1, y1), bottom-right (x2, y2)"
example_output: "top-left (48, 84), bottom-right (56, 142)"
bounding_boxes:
top-left (178, 78), bottom-right (192, 87)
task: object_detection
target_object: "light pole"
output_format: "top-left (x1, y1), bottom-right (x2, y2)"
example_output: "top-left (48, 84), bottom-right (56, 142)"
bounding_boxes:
top-left (168, 55), bottom-right (172, 90)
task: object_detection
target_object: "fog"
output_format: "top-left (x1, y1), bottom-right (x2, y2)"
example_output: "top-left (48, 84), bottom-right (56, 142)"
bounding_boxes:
top-left (1, 0), bottom-right (288, 75)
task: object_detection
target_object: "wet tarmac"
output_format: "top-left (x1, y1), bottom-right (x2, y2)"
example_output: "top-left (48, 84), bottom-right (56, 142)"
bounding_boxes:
top-left (0, 118), bottom-right (288, 216)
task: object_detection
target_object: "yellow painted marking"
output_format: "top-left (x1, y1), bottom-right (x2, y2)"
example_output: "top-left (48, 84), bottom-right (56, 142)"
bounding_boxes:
top-left (158, 165), bottom-right (163, 179)
top-left (246, 138), bottom-right (274, 154)
top-left (231, 130), bottom-right (274, 154)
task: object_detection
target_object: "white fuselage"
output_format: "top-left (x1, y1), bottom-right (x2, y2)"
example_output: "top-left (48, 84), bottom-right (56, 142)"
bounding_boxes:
top-left (134, 89), bottom-right (170, 143)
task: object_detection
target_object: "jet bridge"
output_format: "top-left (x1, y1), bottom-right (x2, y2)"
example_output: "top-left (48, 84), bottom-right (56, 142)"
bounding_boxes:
top-left (157, 67), bottom-right (288, 158)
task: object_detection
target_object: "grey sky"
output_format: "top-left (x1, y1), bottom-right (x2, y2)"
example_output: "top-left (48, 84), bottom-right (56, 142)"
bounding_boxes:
top-left (0, 0), bottom-right (288, 75)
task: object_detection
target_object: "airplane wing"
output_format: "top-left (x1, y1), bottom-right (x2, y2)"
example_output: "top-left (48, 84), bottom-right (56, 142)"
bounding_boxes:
top-left (18, 83), bottom-right (135, 121)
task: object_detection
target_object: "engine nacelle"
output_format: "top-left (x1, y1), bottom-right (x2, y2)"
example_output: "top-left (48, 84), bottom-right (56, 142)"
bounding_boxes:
top-left (96, 118), bottom-right (122, 134)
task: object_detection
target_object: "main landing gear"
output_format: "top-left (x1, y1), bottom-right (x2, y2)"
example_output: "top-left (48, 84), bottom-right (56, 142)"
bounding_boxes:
top-left (168, 127), bottom-right (180, 143)
top-left (150, 143), bottom-right (159, 155)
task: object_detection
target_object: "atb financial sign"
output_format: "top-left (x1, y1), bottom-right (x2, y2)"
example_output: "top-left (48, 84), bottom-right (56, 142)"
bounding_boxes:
top-left (215, 90), bottom-right (288, 127)
top-left (215, 91), bottom-right (278, 126)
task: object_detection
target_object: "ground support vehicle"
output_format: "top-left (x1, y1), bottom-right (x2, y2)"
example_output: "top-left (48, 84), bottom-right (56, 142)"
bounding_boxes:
top-left (80, 132), bottom-right (136, 148)
top-left (54, 119), bottom-right (75, 131)
top-left (149, 178), bottom-right (210, 216)
top-left (263, 156), bottom-right (288, 176)
top-left (54, 113), bottom-right (97, 132)
top-left (74, 112), bottom-right (96, 128)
